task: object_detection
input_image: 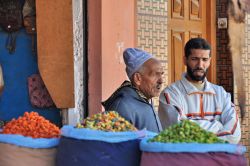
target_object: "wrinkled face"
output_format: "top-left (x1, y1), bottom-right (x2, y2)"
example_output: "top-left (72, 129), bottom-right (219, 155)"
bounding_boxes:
top-left (184, 49), bottom-right (211, 83)
top-left (134, 59), bottom-right (164, 99)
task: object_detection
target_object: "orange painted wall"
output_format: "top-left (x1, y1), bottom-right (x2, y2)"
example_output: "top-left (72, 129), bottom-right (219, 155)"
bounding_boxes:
top-left (88, 0), bottom-right (136, 115)
top-left (102, 1), bottom-right (136, 101)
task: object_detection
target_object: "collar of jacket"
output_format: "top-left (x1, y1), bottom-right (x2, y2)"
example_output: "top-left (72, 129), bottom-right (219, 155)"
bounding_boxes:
top-left (102, 80), bottom-right (150, 106)
top-left (180, 73), bottom-right (216, 95)
top-left (122, 81), bottom-right (149, 103)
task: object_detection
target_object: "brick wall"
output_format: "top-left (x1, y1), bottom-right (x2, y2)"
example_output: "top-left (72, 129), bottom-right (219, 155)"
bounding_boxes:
top-left (216, 1), bottom-right (234, 94)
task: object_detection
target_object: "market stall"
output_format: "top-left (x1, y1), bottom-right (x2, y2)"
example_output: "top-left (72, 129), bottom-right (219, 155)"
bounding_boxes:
top-left (0, 112), bottom-right (247, 166)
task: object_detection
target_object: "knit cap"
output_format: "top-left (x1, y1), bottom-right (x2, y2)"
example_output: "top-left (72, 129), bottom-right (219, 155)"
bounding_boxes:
top-left (123, 48), bottom-right (153, 78)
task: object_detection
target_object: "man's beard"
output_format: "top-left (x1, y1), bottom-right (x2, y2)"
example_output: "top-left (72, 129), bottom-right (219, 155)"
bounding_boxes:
top-left (186, 65), bottom-right (207, 81)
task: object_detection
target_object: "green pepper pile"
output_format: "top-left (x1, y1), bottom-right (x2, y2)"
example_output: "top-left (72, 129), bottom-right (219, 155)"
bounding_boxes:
top-left (149, 120), bottom-right (227, 143)
top-left (75, 111), bottom-right (137, 132)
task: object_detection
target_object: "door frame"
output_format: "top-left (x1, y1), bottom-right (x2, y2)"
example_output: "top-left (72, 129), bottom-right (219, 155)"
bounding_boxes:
top-left (205, 0), bottom-right (216, 84)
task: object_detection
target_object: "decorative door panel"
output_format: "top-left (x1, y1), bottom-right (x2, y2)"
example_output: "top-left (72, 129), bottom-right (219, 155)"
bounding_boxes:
top-left (189, 32), bottom-right (202, 39)
top-left (190, 0), bottom-right (202, 20)
top-left (172, 0), bottom-right (184, 18)
top-left (168, 0), bottom-right (209, 83)
top-left (171, 31), bottom-right (185, 81)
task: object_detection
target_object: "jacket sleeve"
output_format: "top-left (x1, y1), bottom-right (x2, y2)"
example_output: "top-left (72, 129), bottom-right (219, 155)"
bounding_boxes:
top-left (158, 88), bottom-right (187, 129)
top-left (216, 91), bottom-right (241, 144)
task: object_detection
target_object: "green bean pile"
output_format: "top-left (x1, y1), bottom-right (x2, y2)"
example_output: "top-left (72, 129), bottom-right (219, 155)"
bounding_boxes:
top-left (149, 120), bottom-right (227, 143)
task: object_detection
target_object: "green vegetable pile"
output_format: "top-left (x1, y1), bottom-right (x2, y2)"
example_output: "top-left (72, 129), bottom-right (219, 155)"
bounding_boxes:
top-left (149, 120), bottom-right (227, 143)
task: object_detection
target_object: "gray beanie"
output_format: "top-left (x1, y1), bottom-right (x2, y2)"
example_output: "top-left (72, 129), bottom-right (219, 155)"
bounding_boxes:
top-left (123, 48), bottom-right (153, 78)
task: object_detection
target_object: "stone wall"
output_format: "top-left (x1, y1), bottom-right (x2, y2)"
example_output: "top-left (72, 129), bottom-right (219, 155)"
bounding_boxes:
top-left (240, 13), bottom-right (250, 161)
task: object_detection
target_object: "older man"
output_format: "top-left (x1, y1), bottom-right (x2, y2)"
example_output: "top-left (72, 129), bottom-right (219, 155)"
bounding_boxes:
top-left (102, 48), bottom-right (164, 133)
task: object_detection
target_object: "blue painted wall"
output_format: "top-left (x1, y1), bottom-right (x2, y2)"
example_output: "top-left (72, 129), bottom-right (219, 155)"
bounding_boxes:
top-left (0, 28), bottom-right (62, 126)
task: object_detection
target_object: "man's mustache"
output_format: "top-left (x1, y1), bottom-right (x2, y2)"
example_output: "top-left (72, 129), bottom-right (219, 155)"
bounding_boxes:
top-left (192, 68), bottom-right (205, 72)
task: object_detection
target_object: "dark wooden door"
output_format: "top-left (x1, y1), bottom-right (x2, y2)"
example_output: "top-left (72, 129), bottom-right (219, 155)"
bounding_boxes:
top-left (168, 0), bottom-right (216, 83)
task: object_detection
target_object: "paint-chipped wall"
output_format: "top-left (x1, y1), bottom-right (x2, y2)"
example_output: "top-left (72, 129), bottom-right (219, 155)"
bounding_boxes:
top-left (62, 0), bottom-right (84, 125)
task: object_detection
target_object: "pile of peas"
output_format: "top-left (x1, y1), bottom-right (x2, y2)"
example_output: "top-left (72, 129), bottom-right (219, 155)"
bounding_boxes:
top-left (149, 120), bottom-right (227, 144)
